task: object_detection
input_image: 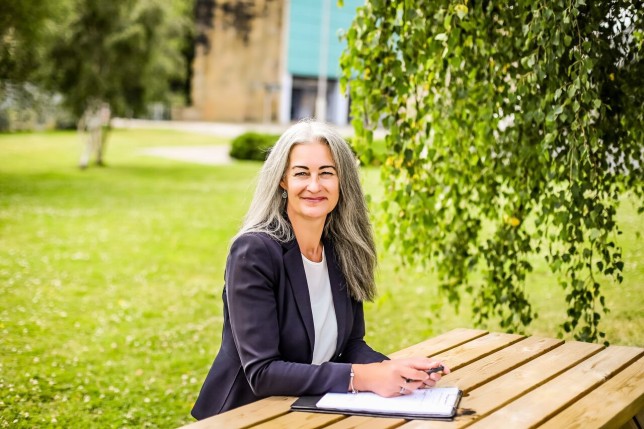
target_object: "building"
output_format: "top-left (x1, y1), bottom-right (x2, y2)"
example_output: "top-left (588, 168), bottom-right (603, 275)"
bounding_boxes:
top-left (185, 0), bottom-right (361, 125)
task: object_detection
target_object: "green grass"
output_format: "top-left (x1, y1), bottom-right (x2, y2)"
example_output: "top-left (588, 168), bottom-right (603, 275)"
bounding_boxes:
top-left (1, 129), bottom-right (642, 428)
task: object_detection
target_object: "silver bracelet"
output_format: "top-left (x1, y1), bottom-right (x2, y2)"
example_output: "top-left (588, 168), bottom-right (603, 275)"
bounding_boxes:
top-left (349, 366), bottom-right (358, 394)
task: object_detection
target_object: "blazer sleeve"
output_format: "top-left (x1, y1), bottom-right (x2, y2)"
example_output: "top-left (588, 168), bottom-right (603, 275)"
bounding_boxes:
top-left (225, 234), bottom-right (352, 397)
top-left (339, 301), bottom-right (390, 364)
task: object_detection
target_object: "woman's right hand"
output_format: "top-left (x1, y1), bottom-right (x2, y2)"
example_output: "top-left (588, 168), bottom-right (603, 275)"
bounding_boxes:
top-left (352, 358), bottom-right (448, 397)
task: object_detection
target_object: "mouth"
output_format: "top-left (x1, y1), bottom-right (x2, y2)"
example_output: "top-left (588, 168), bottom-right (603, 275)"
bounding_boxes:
top-left (302, 197), bottom-right (327, 203)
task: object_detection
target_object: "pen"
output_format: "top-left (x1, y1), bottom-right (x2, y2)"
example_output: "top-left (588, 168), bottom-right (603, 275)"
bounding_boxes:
top-left (404, 365), bottom-right (445, 383)
top-left (426, 365), bottom-right (444, 375)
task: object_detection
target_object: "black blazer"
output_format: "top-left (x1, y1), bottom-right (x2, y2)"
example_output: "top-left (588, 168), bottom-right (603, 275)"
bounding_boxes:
top-left (191, 232), bottom-right (388, 419)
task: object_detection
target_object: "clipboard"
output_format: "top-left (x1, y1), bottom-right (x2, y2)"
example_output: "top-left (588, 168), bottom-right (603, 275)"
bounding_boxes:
top-left (291, 387), bottom-right (462, 420)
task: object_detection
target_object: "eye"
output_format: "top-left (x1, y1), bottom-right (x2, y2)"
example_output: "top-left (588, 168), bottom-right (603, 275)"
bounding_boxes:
top-left (294, 171), bottom-right (308, 177)
top-left (321, 171), bottom-right (335, 176)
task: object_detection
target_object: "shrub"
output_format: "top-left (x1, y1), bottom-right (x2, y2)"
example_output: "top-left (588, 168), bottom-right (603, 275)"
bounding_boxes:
top-left (229, 132), bottom-right (279, 161)
top-left (229, 131), bottom-right (384, 165)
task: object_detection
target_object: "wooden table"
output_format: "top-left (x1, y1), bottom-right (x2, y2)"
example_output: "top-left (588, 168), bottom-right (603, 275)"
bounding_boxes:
top-left (180, 328), bottom-right (644, 428)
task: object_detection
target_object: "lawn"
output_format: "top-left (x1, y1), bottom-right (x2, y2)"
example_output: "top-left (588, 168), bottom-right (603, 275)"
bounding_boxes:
top-left (0, 129), bottom-right (642, 428)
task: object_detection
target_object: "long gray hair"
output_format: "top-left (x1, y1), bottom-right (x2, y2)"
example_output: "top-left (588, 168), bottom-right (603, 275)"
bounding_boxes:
top-left (235, 119), bottom-right (377, 302)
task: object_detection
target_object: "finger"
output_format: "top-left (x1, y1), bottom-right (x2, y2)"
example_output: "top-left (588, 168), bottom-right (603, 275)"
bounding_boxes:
top-left (429, 361), bottom-right (450, 375)
top-left (400, 367), bottom-right (430, 382)
top-left (429, 371), bottom-right (443, 382)
top-left (408, 360), bottom-right (446, 377)
top-left (406, 358), bottom-right (438, 370)
top-left (399, 385), bottom-right (416, 395)
top-left (422, 378), bottom-right (437, 387)
top-left (403, 380), bottom-right (425, 391)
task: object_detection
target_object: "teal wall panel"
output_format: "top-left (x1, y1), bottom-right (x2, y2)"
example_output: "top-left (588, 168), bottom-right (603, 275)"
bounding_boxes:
top-left (287, 0), bottom-right (363, 78)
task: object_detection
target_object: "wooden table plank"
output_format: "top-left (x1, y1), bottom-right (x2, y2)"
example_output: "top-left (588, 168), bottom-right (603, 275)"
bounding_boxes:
top-left (636, 409), bottom-right (644, 427)
top-left (468, 346), bottom-right (644, 429)
top-left (436, 336), bottom-right (563, 392)
top-left (431, 332), bottom-right (525, 370)
top-left (538, 355), bottom-right (644, 429)
top-left (621, 419), bottom-right (639, 429)
top-left (389, 329), bottom-right (488, 359)
top-left (178, 396), bottom-right (294, 429)
top-left (252, 411), bottom-right (344, 429)
top-left (325, 415), bottom-right (407, 429)
top-left (400, 340), bottom-right (603, 428)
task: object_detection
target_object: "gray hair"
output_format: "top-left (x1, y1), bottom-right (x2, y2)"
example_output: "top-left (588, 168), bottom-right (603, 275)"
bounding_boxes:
top-left (235, 119), bottom-right (377, 301)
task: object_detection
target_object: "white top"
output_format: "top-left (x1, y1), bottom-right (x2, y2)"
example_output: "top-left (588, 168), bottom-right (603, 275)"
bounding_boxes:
top-left (301, 249), bottom-right (338, 365)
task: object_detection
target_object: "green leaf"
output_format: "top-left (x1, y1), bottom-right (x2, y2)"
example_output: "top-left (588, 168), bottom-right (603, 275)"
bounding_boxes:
top-left (444, 13), bottom-right (452, 31)
top-left (454, 4), bottom-right (468, 20)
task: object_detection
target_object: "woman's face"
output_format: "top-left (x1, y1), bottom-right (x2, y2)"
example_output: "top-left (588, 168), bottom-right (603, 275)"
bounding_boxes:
top-left (280, 141), bottom-right (340, 223)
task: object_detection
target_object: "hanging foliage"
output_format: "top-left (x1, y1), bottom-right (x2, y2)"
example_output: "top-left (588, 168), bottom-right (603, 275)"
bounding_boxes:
top-left (341, 0), bottom-right (643, 342)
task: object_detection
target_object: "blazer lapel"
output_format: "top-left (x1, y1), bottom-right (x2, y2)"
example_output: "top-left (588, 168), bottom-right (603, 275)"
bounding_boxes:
top-left (283, 240), bottom-right (315, 355)
top-left (324, 239), bottom-right (349, 353)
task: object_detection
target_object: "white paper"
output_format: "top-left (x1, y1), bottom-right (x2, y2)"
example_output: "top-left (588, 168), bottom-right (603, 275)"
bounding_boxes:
top-left (316, 387), bottom-right (460, 416)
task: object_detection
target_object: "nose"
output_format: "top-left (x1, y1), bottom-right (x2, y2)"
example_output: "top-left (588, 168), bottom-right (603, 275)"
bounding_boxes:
top-left (307, 175), bottom-right (321, 192)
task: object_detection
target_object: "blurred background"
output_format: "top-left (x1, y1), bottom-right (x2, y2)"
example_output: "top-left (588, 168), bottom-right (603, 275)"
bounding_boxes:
top-left (1, 0), bottom-right (361, 131)
top-left (1, 0), bottom-right (642, 428)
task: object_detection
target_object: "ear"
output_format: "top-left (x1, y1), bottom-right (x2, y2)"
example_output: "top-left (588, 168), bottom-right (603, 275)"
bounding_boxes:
top-left (279, 178), bottom-right (287, 191)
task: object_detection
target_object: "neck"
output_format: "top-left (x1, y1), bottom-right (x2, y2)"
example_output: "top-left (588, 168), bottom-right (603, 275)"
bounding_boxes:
top-left (289, 212), bottom-right (325, 262)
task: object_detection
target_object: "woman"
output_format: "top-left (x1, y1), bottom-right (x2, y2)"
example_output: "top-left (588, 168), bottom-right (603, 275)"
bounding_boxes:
top-left (192, 120), bottom-right (448, 419)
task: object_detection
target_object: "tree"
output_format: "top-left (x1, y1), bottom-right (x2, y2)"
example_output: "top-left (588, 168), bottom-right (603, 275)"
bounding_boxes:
top-left (341, 0), bottom-right (643, 342)
top-left (47, 0), bottom-right (188, 118)
top-left (44, 0), bottom-right (191, 166)
top-left (0, 0), bottom-right (70, 131)
top-left (0, 0), bottom-right (65, 82)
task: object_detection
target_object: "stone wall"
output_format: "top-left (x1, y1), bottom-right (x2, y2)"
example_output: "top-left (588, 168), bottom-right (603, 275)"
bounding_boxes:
top-left (190, 0), bottom-right (285, 122)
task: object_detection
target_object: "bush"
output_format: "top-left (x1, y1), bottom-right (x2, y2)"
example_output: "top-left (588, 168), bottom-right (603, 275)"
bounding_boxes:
top-left (229, 132), bottom-right (385, 165)
top-left (229, 132), bottom-right (279, 161)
